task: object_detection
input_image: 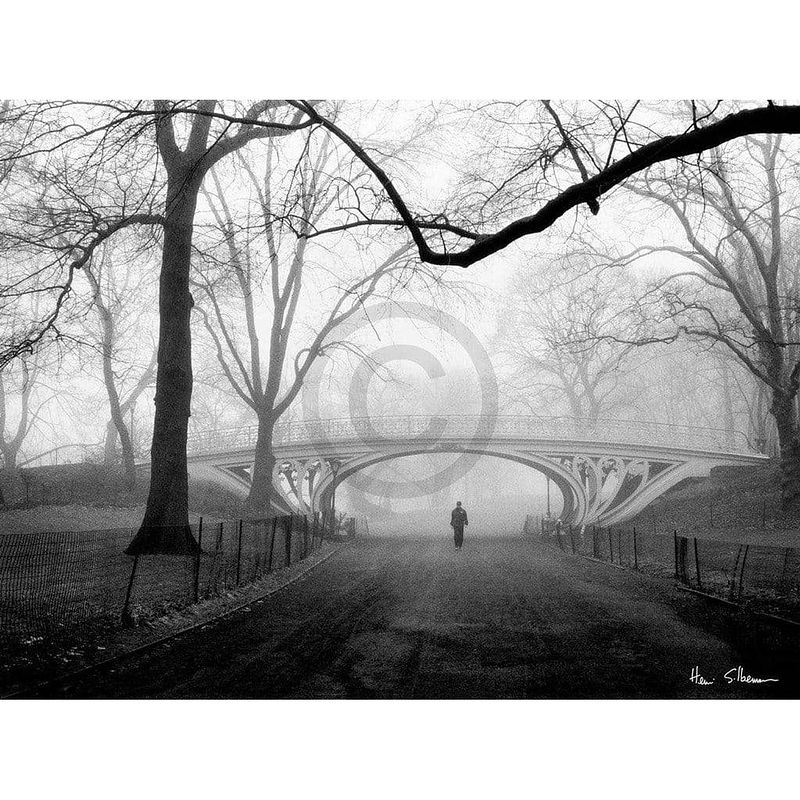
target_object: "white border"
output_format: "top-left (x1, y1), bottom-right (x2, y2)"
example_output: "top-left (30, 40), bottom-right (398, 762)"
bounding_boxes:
top-left (1, 700), bottom-right (796, 798)
top-left (2, 1), bottom-right (797, 795)
top-left (3, 1), bottom-right (799, 96)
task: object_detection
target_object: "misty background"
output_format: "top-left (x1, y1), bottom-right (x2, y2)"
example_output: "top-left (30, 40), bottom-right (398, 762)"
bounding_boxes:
top-left (0, 100), bottom-right (787, 532)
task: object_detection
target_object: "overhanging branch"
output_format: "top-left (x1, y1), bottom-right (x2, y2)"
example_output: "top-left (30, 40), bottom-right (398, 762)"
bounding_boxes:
top-left (299, 101), bottom-right (800, 267)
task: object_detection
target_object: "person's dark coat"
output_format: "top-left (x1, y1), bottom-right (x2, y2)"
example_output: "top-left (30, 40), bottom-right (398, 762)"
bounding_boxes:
top-left (451, 506), bottom-right (468, 529)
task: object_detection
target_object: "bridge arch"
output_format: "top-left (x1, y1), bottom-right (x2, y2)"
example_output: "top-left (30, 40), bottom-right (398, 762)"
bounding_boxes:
top-left (310, 447), bottom-right (587, 524)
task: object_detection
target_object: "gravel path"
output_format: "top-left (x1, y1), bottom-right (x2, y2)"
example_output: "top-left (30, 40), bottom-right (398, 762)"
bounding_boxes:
top-left (27, 536), bottom-right (800, 699)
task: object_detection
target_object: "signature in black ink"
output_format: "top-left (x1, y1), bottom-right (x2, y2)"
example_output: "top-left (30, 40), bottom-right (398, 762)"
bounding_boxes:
top-left (690, 665), bottom-right (779, 686)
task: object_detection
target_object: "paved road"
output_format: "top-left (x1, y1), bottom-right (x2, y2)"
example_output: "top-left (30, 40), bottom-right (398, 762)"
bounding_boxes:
top-left (31, 537), bottom-right (800, 699)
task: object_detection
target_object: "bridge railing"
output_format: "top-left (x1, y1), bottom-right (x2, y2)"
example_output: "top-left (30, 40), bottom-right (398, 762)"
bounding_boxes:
top-left (186, 415), bottom-right (756, 456)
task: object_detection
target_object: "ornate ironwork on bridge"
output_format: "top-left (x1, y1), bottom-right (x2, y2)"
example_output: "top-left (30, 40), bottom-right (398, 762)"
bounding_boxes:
top-left (183, 415), bottom-right (765, 526)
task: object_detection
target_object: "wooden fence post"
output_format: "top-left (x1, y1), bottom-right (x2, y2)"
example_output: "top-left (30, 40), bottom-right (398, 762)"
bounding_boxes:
top-left (267, 517), bottom-right (277, 572)
top-left (675, 535), bottom-right (689, 584)
top-left (252, 521), bottom-right (263, 583)
top-left (236, 519), bottom-right (243, 586)
top-left (121, 555), bottom-right (140, 625)
top-left (216, 522), bottom-right (224, 591)
top-left (194, 517), bottom-right (203, 603)
top-left (285, 515), bottom-right (293, 568)
top-left (673, 530), bottom-right (678, 580)
top-left (693, 537), bottom-right (702, 590)
top-left (729, 545), bottom-right (743, 600)
top-left (737, 545), bottom-right (750, 602)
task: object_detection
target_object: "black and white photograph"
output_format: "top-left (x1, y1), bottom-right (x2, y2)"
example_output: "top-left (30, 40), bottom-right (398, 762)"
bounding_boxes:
top-left (1, 3), bottom-right (797, 797)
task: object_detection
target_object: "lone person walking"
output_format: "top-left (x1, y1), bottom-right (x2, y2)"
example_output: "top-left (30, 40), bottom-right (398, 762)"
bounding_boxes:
top-left (450, 501), bottom-right (468, 550)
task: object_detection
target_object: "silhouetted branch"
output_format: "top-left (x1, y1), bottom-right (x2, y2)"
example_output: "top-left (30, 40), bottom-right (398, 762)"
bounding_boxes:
top-left (298, 101), bottom-right (800, 267)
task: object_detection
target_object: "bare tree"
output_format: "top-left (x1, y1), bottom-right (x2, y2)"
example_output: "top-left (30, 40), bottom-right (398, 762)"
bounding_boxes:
top-left (620, 134), bottom-right (800, 506)
top-left (0, 355), bottom-right (44, 506)
top-left (1, 101), bottom-right (314, 549)
top-left (194, 138), bottom-right (419, 514)
top-left (495, 262), bottom-right (641, 426)
top-left (81, 245), bottom-right (157, 489)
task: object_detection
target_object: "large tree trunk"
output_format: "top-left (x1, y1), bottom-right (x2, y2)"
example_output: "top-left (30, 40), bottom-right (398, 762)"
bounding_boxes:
top-left (101, 363), bottom-right (137, 492)
top-left (771, 390), bottom-right (800, 510)
top-left (103, 419), bottom-right (117, 467)
top-left (127, 173), bottom-right (201, 554)
top-left (86, 265), bottom-right (138, 493)
top-left (103, 416), bottom-right (137, 491)
top-left (245, 413), bottom-right (287, 517)
top-left (718, 358), bottom-right (737, 449)
top-left (0, 447), bottom-right (19, 507)
top-left (749, 381), bottom-right (777, 455)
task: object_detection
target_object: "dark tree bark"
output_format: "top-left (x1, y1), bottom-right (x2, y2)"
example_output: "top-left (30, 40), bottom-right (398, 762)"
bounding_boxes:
top-left (102, 347), bottom-right (137, 491)
top-left (84, 265), bottom-right (138, 491)
top-left (127, 103), bottom-right (213, 554)
top-left (0, 456), bottom-right (18, 509)
top-left (103, 419), bottom-right (118, 467)
top-left (102, 374), bottom-right (154, 479)
top-left (0, 362), bottom-right (36, 506)
top-left (246, 412), bottom-right (285, 516)
top-left (772, 391), bottom-right (800, 510)
top-left (127, 100), bottom-right (311, 552)
top-left (128, 168), bottom-right (204, 552)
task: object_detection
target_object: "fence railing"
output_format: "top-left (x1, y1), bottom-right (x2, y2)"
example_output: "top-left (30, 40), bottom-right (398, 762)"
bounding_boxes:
top-left (0, 512), bottom-right (345, 640)
top-left (525, 515), bottom-right (800, 620)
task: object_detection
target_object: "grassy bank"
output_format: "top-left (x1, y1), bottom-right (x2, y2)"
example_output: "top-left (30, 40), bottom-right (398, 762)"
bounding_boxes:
top-left (631, 461), bottom-right (799, 542)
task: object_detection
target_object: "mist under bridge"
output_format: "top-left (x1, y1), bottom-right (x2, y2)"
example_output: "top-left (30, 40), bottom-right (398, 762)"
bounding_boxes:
top-left (183, 415), bottom-right (767, 527)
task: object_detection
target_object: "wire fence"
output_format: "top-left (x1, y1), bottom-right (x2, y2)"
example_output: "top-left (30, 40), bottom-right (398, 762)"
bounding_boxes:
top-left (524, 515), bottom-right (800, 620)
top-left (0, 512), bottom-right (351, 641)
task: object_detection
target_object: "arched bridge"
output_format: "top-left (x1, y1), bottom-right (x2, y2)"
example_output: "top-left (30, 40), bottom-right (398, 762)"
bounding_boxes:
top-left (184, 415), bottom-right (767, 526)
